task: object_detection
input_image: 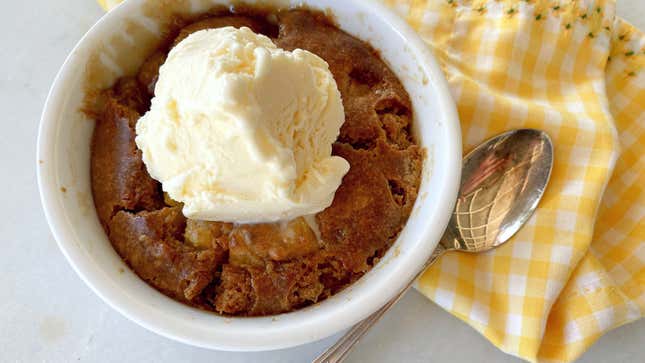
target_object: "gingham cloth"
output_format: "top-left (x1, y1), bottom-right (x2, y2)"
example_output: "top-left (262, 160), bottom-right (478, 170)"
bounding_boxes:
top-left (97, 0), bottom-right (644, 362)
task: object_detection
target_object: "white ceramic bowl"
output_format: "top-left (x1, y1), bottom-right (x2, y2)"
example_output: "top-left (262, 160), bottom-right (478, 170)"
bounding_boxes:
top-left (37, 0), bottom-right (461, 351)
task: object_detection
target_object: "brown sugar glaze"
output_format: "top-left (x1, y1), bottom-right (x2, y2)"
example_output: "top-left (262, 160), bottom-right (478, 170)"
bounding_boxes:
top-left (90, 8), bottom-right (423, 316)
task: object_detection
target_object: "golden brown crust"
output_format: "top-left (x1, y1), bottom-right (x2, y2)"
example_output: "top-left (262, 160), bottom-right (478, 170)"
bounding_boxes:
top-left (90, 9), bottom-right (423, 316)
top-left (213, 265), bottom-right (253, 313)
top-left (318, 140), bottom-right (422, 273)
top-left (109, 207), bottom-right (225, 301)
top-left (90, 80), bottom-right (163, 229)
top-left (137, 51), bottom-right (166, 95)
top-left (172, 15), bottom-right (269, 47)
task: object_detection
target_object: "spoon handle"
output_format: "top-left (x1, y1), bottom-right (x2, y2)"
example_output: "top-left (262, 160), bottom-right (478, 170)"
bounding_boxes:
top-left (312, 244), bottom-right (448, 363)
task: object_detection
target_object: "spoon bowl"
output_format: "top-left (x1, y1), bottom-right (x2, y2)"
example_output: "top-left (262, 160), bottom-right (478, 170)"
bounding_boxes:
top-left (443, 129), bottom-right (553, 253)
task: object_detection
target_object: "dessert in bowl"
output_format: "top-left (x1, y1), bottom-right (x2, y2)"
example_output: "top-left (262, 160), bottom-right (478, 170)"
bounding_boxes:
top-left (37, 0), bottom-right (461, 350)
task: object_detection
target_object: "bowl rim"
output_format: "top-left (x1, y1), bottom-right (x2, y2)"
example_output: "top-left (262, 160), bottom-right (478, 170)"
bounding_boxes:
top-left (37, 0), bottom-right (462, 351)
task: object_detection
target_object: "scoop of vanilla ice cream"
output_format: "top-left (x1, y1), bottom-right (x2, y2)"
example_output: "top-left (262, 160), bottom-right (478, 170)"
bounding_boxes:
top-left (135, 27), bottom-right (349, 223)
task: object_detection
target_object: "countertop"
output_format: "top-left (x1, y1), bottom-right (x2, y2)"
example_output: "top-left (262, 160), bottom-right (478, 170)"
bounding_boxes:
top-left (1, 0), bottom-right (643, 362)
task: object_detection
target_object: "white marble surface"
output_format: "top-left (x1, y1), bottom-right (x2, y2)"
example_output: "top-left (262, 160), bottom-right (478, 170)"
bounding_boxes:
top-left (2, 0), bottom-right (643, 362)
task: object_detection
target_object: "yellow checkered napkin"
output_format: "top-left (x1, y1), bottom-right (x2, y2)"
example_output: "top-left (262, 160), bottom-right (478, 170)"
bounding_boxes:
top-left (380, 0), bottom-right (644, 361)
top-left (98, 0), bottom-right (643, 361)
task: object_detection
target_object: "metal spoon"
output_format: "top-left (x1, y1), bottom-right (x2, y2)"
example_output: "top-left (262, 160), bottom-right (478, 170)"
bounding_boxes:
top-left (314, 129), bottom-right (553, 363)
